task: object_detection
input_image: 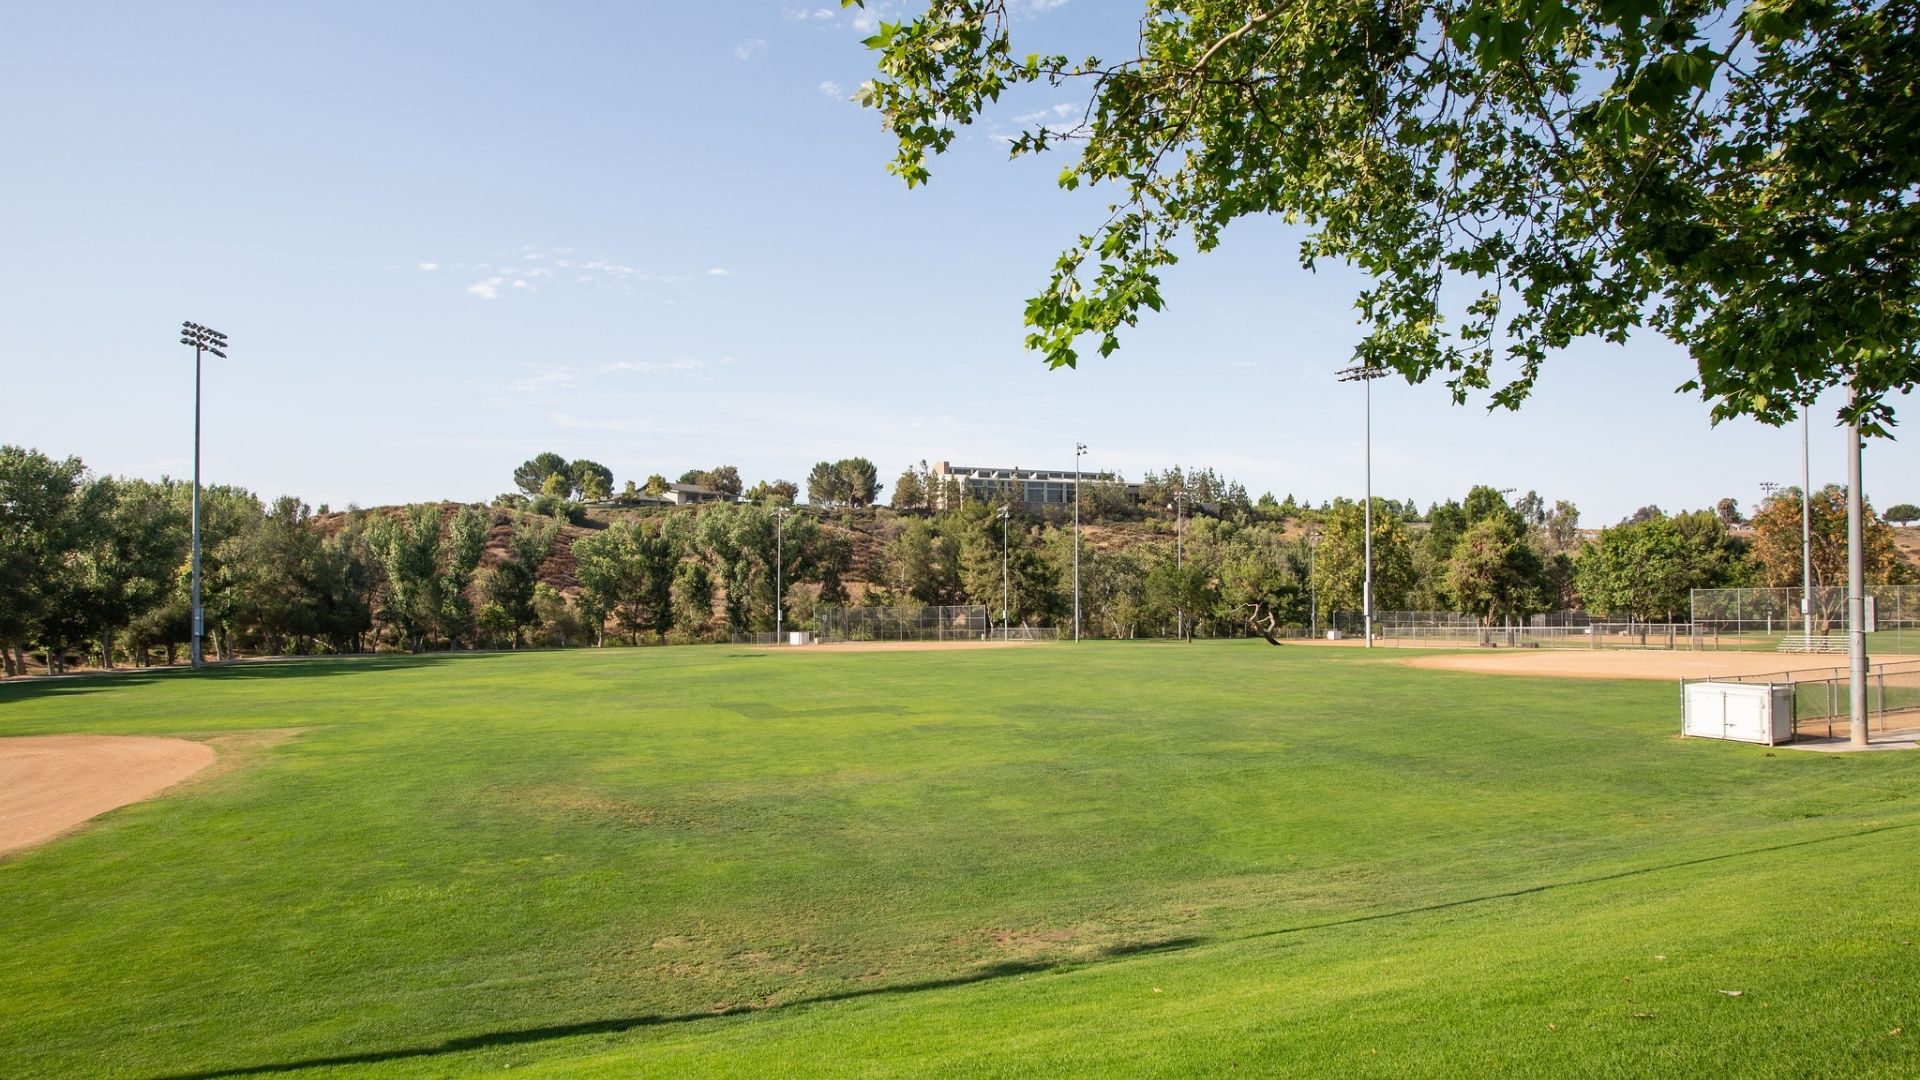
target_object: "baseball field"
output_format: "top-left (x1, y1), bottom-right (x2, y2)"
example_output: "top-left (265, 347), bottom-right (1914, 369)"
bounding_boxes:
top-left (1, 642), bottom-right (1915, 1077)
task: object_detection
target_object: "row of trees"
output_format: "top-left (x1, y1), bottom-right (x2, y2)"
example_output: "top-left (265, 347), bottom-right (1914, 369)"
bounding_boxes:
top-left (862, 482), bottom-right (1914, 639)
top-left (7, 440), bottom-right (1915, 672)
top-left (0, 446), bottom-right (859, 675)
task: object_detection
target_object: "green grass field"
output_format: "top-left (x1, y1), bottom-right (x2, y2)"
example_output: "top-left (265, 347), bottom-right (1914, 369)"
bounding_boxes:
top-left (1, 642), bottom-right (1915, 1077)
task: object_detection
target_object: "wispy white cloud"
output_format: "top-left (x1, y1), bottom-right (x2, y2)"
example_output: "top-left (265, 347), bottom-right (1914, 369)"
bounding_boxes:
top-left (506, 366), bottom-right (579, 393)
top-left (441, 249), bottom-right (723, 298)
top-left (417, 261), bottom-right (439, 271)
top-left (735, 38), bottom-right (768, 60)
top-left (601, 357), bottom-right (711, 375)
top-left (817, 80), bottom-right (843, 98)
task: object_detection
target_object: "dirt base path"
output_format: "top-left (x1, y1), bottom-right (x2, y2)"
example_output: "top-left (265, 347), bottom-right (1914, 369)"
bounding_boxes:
top-left (797, 641), bottom-right (1040, 654)
top-left (1400, 649), bottom-right (1920, 681)
top-left (0, 735), bottom-right (215, 857)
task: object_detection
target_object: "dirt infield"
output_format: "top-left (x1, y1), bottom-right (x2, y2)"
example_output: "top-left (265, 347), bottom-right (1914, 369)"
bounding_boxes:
top-left (0, 735), bottom-right (215, 857)
top-left (798, 640), bottom-right (1040, 654)
top-left (1400, 649), bottom-right (1920, 681)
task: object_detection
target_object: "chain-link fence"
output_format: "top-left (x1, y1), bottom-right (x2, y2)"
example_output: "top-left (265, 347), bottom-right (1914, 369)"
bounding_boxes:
top-left (815, 604), bottom-right (991, 643)
top-left (1690, 585), bottom-right (1919, 654)
top-left (1685, 658), bottom-right (1920, 740)
top-left (1321, 611), bottom-right (1691, 650)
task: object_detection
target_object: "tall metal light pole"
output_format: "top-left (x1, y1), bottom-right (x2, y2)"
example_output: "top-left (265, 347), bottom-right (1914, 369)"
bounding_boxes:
top-left (1336, 364), bottom-right (1389, 648)
top-left (773, 505), bottom-right (791, 642)
top-left (1800, 406), bottom-right (1814, 651)
top-left (179, 321), bottom-right (227, 670)
top-left (1845, 404), bottom-right (1868, 746)
top-left (1168, 490), bottom-right (1187, 641)
top-left (998, 504), bottom-right (1011, 641)
top-left (1073, 442), bottom-right (1087, 642)
top-left (1307, 528), bottom-right (1322, 639)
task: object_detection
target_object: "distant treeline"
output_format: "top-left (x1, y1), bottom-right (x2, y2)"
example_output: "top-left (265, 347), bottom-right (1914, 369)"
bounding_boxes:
top-left (2, 445), bottom-right (1913, 675)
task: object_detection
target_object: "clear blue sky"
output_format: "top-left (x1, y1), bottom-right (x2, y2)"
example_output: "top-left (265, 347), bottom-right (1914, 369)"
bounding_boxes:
top-left (2, 2), bottom-right (1911, 525)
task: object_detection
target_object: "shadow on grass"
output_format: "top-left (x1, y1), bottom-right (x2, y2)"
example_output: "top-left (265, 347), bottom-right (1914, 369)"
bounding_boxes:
top-left (0, 653), bottom-right (474, 703)
top-left (146, 940), bottom-right (1204, 1080)
top-left (1246, 818), bottom-right (1920, 943)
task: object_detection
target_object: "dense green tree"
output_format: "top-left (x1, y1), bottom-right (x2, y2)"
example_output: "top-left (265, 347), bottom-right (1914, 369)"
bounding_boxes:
top-left (805, 461), bottom-right (840, 507)
top-left (1575, 516), bottom-right (1693, 622)
top-left (570, 460), bottom-right (613, 502)
top-left (514, 452), bottom-right (569, 497)
top-left (745, 479), bottom-right (800, 505)
top-left (1311, 499), bottom-right (1415, 615)
top-left (671, 561), bottom-right (716, 636)
top-left (572, 519), bottom-right (679, 644)
top-left (1748, 486), bottom-right (1904, 624)
top-left (373, 505), bottom-right (447, 653)
top-left (837, 458), bottom-right (882, 508)
top-left (1883, 503), bottom-right (1919, 528)
top-left (0, 447), bottom-right (89, 674)
top-left (855, 0), bottom-right (1920, 432)
top-left (885, 518), bottom-right (964, 605)
top-left (891, 468), bottom-right (927, 511)
top-left (483, 515), bottom-right (556, 648)
top-left (1446, 517), bottom-right (1545, 628)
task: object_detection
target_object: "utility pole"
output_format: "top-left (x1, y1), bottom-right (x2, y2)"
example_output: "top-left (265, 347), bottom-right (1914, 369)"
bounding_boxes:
top-left (1337, 364), bottom-right (1389, 648)
top-left (179, 321), bottom-right (227, 670)
top-left (1846, 405), bottom-right (1868, 746)
top-left (1074, 442), bottom-right (1087, 642)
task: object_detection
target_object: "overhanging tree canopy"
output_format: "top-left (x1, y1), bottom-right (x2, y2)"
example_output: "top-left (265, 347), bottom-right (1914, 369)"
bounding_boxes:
top-left (853, 0), bottom-right (1919, 433)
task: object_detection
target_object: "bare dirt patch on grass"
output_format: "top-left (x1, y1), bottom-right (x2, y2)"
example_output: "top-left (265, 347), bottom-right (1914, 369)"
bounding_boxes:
top-left (0, 735), bottom-right (217, 857)
top-left (1400, 649), bottom-right (1920, 681)
top-left (799, 641), bottom-right (1040, 654)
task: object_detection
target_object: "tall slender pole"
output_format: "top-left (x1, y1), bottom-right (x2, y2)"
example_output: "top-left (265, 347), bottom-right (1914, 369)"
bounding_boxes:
top-left (1362, 375), bottom-right (1374, 649)
top-left (1336, 364), bottom-right (1385, 649)
top-left (179, 321), bottom-right (225, 669)
top-left (1308, 531), bottom-right (1320, 639)
top-left (1174, 492), bottom-right (1186, 641)
top-left (190, 344), bottom-right (204, 670)
top-left (1846, 406), bottom-right (1868, 746)
top-left (1801, 407), bottom-right (1813, 651)
top-left (774, 507), bottom-right (788, 642)
top-left (1073, 443), bottom-right (1086, 642)
top-left (1000, 505), bottom-right (1010, 641)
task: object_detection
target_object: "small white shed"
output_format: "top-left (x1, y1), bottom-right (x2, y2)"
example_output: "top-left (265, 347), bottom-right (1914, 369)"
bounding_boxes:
top-left (1682, 681), bottom-right (1796, 745)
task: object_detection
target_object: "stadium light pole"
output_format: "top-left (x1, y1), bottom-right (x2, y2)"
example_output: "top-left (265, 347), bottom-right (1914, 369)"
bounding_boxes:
top-left (1800, 406), bottom-right (1814, 652)
top-left (1337, 363), bottom-right (1389, 648)
top-left (999, 504), bottom-right (1011, 641)
top-left (1168, 490), bottom-right (1187, 641)
top-left (1846, 402), bottom-right (1868, 746)
top-left (1307, 528), bottom-right (1321, 639)
top-left (179, 321), bottom-right (227, 670)
top-left (773, 505), bottom-right (790, 642)
top-left (1073, 442), bottom-right (1087, 642)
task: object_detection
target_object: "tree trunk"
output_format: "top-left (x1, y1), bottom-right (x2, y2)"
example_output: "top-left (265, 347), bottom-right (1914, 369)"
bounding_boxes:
top-left (101, 631), bottom-right (114, 670)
